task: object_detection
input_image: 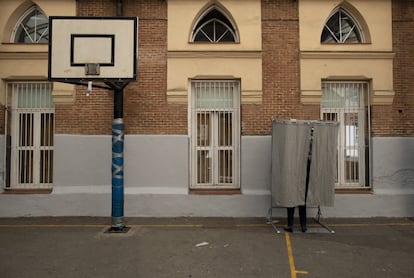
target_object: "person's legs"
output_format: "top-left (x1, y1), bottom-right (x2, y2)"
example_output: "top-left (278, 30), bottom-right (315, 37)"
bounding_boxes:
top-left (285, 207), bottom-right (295, 232)
top-left (298, 205), bottom-right (307, 232)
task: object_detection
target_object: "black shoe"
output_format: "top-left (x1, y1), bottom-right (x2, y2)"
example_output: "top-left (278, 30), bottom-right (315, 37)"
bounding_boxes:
top-left (301, 226), bottom-right (307, 232)
top-left (284, 227), bottom-right (293, 233)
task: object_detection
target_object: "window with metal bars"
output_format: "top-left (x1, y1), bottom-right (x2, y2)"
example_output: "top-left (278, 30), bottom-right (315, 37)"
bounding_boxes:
top-left (5, 82), bottom-right (54, 189)
top-left (190, 80), bottom-right (240, 189)
top-left (321, 81), bottom-right (370, 188)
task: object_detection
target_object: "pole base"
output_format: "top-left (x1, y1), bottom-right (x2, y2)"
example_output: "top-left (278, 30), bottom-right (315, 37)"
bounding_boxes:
top-left (105, 216), bottom-right (128, 233)
top-left (105, 226), bottom-right (130, 233)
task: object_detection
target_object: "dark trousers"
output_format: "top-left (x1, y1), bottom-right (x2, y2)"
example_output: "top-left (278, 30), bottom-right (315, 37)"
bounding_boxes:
top-left (287, 205), bottom-right (307, 228)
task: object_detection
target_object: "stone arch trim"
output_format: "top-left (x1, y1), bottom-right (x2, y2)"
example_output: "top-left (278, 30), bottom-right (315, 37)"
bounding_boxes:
top-left (2, 1), bottom-right (43, 43)
top-left (322, 1), bottom-right (371, 43)
top-left (189, 1), bottom-right (240, 43)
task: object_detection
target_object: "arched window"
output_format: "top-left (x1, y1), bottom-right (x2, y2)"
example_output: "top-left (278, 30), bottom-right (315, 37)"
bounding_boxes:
top-left (190, 5), bottom-right (238, 43)
top-left (321, 8), bottom-right (363, 43)
top-left (12, 5), bottom-right (49, 43)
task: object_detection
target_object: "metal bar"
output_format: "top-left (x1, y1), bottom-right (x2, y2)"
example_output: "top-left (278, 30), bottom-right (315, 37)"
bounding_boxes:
top-left (339, 10), bottom-right (343, 42)
top-left (29, 113), bottom-right (33, 185)
top-left (305, 127), bottom-right (314, 203)
top-left (313, 206), bottom-right (335, 233)
top-left (267, 208), bottom-right (281, 234)
top-left (62, 81), bottom-right (113, 90)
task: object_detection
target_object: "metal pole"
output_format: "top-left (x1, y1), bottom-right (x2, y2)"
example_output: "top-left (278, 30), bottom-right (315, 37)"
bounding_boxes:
top-left (110, 85), bottom-right (127, 232)
top-left (111, 0), bottom-right (125, 231)
top-left (305, 126), bottom-right (314, 204)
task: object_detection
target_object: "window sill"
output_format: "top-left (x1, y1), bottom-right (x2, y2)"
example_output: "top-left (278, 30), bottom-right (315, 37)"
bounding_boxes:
top-left (335, 188), bottom-right (372, 194)
top-left (320, 42), bottom-right (372, 45)
top-left (2, 42), bottom-right (48, 45)
top-left (189, 188), bottom-right (241, 195)
top-left (2, 188), bottom-right (52, 194)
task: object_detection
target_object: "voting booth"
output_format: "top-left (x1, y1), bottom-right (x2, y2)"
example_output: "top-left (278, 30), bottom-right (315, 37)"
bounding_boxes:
top-left (269, 119), bottom-right (339, 233)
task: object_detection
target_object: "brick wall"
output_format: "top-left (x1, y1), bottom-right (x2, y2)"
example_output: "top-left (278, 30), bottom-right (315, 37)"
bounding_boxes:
top-left (54, 0), bottom-right (413, 137)
top-left (56, 0), bottom-right (318, 136)
top-left (371, 0), bottom-right (414, 137)
top-left (123, 0), bottom-right (187, 135)
top-left (376, 0), bottom-right (414, 137)
top-left (250, 0), bottom-right (319, 136)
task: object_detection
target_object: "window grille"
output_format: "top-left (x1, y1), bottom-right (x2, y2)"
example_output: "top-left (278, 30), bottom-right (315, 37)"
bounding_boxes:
top-left (5, 82), bottom-right (54, 189)
top-left (191, 5), bottom-right (239, 43)
top-left (321, 82), bottom-right (370, 188)
top-left (321, 8), bottom-right (363, 43)
top-left (191, 80), bottom-right (240, 189)
top-left (12, 5), bottom-right (49, 43)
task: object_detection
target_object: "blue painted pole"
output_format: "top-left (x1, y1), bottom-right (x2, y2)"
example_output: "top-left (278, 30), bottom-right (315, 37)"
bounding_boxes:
top-left (111, 86), bottom-right (125, 230)
top-left (111, 118), bottom-right (125, 229)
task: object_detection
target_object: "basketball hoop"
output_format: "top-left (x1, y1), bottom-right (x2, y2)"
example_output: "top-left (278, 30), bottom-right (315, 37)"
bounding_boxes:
top-left (85, 63), bottom-right (100, 76)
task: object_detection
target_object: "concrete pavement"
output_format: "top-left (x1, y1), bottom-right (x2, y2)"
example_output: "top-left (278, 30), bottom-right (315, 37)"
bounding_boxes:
top-left (0, 217), bottom-right (413, 278)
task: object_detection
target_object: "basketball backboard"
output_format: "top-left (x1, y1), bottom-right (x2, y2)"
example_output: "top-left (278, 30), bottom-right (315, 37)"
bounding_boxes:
top-left (48, 16), bottom-right (137, 82)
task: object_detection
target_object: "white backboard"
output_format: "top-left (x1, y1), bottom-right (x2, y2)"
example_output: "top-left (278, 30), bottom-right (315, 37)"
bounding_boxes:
top-left (48, 16), bottom-right (137, 81)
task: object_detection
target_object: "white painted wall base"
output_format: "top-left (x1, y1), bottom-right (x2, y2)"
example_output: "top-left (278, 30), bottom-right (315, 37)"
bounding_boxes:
top-left (0, 135), bottom-right (413, 218)
top-left (0, 189), bottom-right (413, 218)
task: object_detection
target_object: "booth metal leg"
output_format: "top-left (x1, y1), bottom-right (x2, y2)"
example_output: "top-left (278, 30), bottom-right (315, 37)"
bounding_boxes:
top-left (313, 206), bottom-right (335, 234)
top-left (267, 208), bottom-right (281, 234)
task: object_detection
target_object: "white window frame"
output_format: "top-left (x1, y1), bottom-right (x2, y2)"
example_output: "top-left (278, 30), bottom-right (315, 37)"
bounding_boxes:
top-left (5, 82), bottom-right (54, 189)
top-left (321, 81), bottom-right (370, 188)
top-left (190, 80), bottom-right (240, 189)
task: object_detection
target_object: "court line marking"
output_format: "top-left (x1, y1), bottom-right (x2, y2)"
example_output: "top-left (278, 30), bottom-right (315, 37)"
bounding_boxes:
top-left (0, 224), bottom-right (106, 228)
top-left (285, 232), bottom-right (309, 277)
top-left (0, 222), bottom-right (413, 229)
top-left (0, 224), bottom-right (204, 228)
top-left (324, 222), bottom-right (414, 227)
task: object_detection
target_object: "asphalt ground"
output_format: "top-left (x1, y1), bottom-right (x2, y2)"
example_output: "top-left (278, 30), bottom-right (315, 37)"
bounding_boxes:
top-left (0, 217), bottom-right (413, 278)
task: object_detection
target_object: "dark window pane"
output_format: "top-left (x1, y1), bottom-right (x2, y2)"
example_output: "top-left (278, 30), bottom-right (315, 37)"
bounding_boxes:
top-left (321, 9), bottom-right (362, 43)
top-left (193, 7), bottom-right (237, 42)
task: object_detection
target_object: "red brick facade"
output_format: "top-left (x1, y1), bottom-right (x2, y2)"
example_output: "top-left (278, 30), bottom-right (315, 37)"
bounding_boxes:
top-left (387, 0), bottom-right (414, 137)
top-left (51, 0), bottom-right (414, 137)
top-left (257, 0), bottom-right (319, 136)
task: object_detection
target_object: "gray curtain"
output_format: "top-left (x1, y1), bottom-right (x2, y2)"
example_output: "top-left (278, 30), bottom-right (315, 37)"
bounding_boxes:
top-left (306, 123), bottom-right (339, 207)
top-left (271, 120), bottom-right (339, 207)
top-left (272, 120), bottom-right (310, 207)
